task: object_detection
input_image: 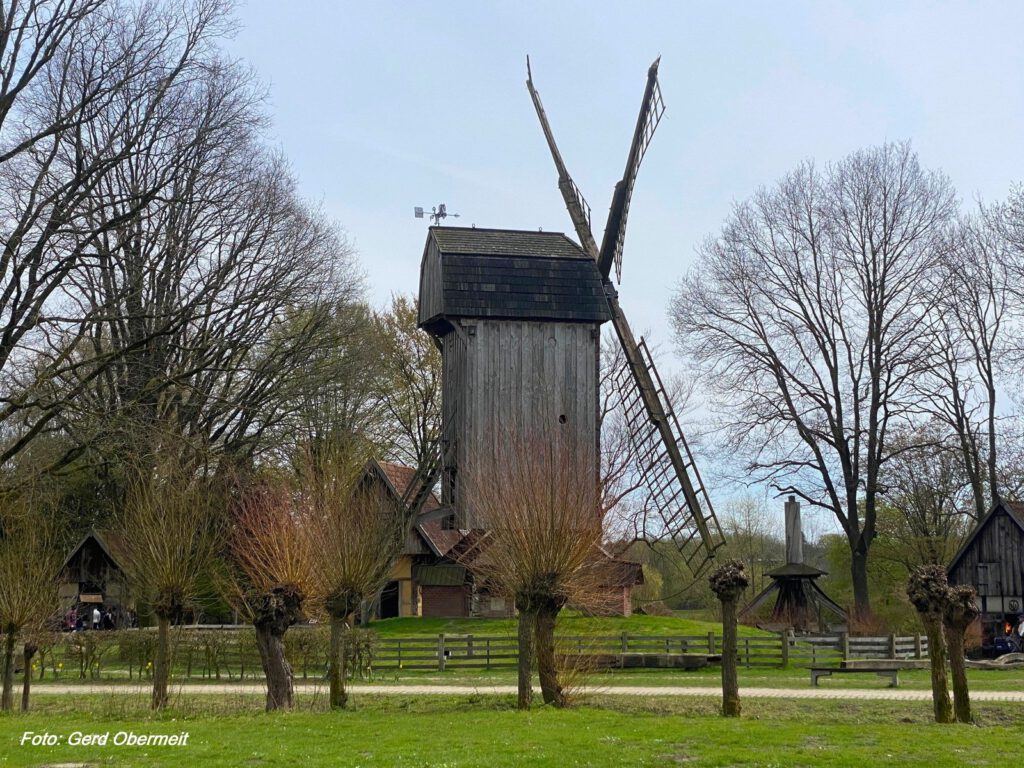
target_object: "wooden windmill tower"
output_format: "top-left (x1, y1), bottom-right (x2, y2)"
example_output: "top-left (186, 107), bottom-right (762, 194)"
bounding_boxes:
top-left (417, 227), bottom-right (610, 528)
top-left (525, 57), bottom-right (725, 572)
top-left (412, 59), bottom-right (724, 577)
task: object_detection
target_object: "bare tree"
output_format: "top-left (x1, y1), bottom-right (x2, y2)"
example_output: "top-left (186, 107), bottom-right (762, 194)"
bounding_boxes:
top-left (464, 430), bottom-right (605, 709)
top-left (672, 142), bottom-right (956, 618)
top-left (114, 450), bottom-right (220, 709)
top-left (924, 211), bottom-right (1018, 519)
top-left (376, 294), bottom-right (442, 468)
top-left (53, 58), bottom-right (351, 473)
top-left (942, 584), bottom-right (978, 724)
top-left (720, 496), bottom-right (781, 597)
top-left (227, 479), bottom-right (317, 711)
top-left (301, 441), bottom-right (406, 709)
top-left (907, 565), bottom-right (954, 724)
top-left (0, 0), bottom-right (240, 466)
top-left (709, 560), bottom-right (749, 717)
top-left (878, 424), bottom-right (973, 568)
top-left (0, 485), bottom-right (61, 711)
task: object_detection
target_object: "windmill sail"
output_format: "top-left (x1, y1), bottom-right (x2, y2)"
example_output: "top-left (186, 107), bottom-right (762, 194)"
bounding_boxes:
top-left (526, 57), bottom-right (725, 573)
top-left (598, 57), bottom-right (665, 283)
top-left (526, 58), bottom-right (599, 258)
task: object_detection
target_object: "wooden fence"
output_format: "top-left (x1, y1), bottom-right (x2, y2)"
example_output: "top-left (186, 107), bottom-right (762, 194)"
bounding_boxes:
top-left (371, 631), bottom-right (930, 671)
top-left (21, 627), bottom-right (930, 680)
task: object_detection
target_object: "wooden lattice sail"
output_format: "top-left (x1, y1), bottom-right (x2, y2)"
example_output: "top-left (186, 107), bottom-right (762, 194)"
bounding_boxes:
top-left (526, 57), bottom-right (725, 574)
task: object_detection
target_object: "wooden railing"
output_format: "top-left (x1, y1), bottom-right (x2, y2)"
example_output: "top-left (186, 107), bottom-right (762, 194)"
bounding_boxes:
top-left (17, 626), bottom-right (931, 680)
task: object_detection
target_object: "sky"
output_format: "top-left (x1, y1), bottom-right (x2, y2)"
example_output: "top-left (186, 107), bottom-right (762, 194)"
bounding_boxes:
top-left (224, 0), bottom-right (1024, 526)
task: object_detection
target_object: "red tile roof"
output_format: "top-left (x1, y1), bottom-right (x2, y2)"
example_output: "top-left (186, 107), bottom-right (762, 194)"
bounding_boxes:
top-left (375, 460), bottom-right (441, 514)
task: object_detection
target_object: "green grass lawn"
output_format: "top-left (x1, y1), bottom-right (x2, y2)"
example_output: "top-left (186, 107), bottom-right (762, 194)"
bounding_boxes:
top-left (353, 664), bottom-right (1024, 692)
top-left (366, 612), bottom-right (768, 638)
top-left (1, 695), bottom-right (1021, 767)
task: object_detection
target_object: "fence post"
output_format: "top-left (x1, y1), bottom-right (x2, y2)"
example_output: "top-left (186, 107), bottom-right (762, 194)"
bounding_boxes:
top-left (707, 631), bottom-right (716, 656)
top-left (840, 632), bottom-right (850, 662)
top-left (397, 639), bottom-right (402, 669)
top-left (485, 639), bottom-right (491, 670)
top-left (744, 638), bottom-right (750, 667)
top-left (437, 634), bottom-right (446, 671)
top-left (621, 631), bottom-right (629, 654)
top-left (467, 634), bottom-right (474, 658)
top-left (888, 633), bottom-right (897, 660)
top-left (914, 634), bottom-right (923, 659)
top-left (780, 631), bottom-right (789, 669)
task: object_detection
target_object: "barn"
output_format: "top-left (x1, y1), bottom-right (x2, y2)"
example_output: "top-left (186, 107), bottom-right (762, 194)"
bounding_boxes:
top-left (947, 500), bottom-right (1024, 650)
top-left (60, 531), bottom-right (133, 626)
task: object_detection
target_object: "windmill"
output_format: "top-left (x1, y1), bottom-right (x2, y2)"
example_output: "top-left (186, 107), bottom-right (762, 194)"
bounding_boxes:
top-left (526, 57), bottom-right (725, 573)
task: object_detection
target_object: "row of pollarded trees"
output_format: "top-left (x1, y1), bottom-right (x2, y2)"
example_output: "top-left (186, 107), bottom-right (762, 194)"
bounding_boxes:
top-left (673, 142), bottom-right (1024, 620)
top-left (0, 437), bottom-right (409, 713)
top-left (1, 428), bottom-right (610, 715)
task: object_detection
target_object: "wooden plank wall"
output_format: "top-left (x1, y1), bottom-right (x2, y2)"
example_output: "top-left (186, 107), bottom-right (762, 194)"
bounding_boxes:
top-left (417, 240), bottom-right (444, 325)
top-left (450, 318), bottom-right (600, 528)
top-left (949, 508), bottom-right (1024, 608)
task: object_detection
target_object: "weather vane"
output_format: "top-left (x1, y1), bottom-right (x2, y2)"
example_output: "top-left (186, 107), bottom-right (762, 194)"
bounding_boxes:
top-left (414, 203), bottom-right (460, 226)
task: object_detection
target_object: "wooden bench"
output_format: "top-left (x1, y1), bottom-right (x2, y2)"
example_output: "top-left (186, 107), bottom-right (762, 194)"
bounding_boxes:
top-left (809, 666), bottom-right (900, 687)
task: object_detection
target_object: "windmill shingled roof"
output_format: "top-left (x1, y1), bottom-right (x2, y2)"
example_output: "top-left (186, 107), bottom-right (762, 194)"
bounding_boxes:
top-left (429, 227), bottom-right (589, 259)
top-left (423, 227), bottom-right (610, 325)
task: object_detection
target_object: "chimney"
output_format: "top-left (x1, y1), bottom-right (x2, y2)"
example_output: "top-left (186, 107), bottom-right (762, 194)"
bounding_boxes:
top-left (785, 495), bottom-right (803, 565)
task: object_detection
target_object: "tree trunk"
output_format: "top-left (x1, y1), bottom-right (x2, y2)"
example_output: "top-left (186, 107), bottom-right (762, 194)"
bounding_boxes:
top-left (720, 598), bottom-right (741, 717)
top-left (924, 618), bottom-right (953, 723)
top-left (1, 629), bottom-right (15, 711)
top-left (152, 615), bottom-right (170, 710)
top-left (329, 614), bottom-right (348, 709)
top-left (255, 624), bottom-right (293, 712)
top-left (516, 606), bottom-right (534, 710)
top-left (21, 642), bottom-right (37, 712)
top-left (534, 604), bottom-right (564, 707)
top-left (944, 623), bottom-right (971, 723)
top-left (850, 548), bottom-right (871, 621)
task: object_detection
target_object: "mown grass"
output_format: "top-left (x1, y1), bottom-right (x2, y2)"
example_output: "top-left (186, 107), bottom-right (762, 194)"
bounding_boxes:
top-left (1, 694), bottom-right (1021, 767)
top-left (355, 664), bottom-right (1024, 692)
top-left (366, 612), bottom-right (769, 638)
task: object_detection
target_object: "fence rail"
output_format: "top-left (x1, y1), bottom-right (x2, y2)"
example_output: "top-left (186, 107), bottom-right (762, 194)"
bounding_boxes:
top-left (371, 631), bottom-right (929, 671)
top-left (9, 626), bottom-right (931, 680)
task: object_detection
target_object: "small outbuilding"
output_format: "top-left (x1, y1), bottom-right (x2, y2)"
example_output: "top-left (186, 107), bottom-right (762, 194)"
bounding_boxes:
top-left (60, 530), bottom-right (133, 626)
top-left (947, 500), bottom-right (1024, 649)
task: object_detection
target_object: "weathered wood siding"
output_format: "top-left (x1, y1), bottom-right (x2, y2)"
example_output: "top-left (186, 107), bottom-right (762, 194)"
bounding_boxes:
top-left (418, 238), bottom-right (444, 328)
top-left (442, 318), bottom-right (600, 527)
top-left (949, 507), bottom-right (1024, 617)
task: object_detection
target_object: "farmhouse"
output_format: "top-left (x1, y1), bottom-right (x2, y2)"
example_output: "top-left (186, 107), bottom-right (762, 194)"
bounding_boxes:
top-left (368, 457), bottom-right (642, 619)
top-left (947, 500), bottom-right (1024, 649)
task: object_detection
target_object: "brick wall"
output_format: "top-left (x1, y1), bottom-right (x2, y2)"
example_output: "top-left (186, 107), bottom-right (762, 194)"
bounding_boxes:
top-left (421, 585), bottom-right (469, 618)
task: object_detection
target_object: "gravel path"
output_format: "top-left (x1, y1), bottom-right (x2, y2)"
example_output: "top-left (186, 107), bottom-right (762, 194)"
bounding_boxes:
top-left (26, 683), bottom-right (1024, 702)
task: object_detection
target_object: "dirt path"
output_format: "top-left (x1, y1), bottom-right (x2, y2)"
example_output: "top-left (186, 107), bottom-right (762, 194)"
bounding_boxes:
top-left (26, 683), bottom-right (1024, 702)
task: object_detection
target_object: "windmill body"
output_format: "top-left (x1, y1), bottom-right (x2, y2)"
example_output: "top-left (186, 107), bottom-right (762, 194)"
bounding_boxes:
top-left (417, 226), bottom-right (610, 528)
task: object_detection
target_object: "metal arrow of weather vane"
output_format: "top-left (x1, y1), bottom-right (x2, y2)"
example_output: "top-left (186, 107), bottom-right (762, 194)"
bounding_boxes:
top-left (414, 203), bottom-right (460, 226)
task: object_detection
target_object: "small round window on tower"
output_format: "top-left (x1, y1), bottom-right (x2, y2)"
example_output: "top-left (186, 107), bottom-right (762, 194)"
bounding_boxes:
top-left (558, 414), bottom-right (567, 424)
